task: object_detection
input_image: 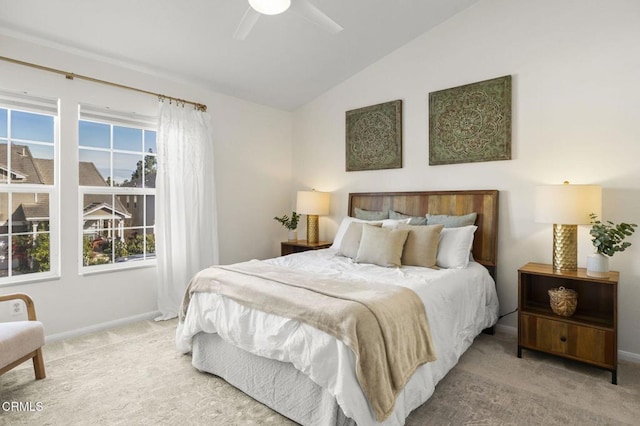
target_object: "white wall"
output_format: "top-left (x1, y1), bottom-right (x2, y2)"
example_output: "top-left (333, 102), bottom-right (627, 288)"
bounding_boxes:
top-left (292, 0), bottom-right (640, 357)
top-left (0, 35), bottom-right (293, 337)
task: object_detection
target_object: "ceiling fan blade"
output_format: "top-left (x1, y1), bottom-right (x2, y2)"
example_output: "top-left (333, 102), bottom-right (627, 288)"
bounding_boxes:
top-left (291, 0), bottom-right (343, 34)
top-left (233, 7), bottom-right (261, 40)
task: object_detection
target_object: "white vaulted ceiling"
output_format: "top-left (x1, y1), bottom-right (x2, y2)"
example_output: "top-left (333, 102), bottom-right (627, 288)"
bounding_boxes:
top-left (0, 0), bottom-right (480, 110)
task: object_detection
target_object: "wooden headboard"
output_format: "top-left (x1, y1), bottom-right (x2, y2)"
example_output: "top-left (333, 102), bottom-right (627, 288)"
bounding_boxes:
top-left (348, 190), bottom-right (499, 277)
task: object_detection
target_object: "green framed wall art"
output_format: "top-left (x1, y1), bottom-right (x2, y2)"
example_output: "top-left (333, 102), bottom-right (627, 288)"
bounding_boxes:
top-left (346, 99), bottom-right (402, 171)
top-left (429, 75), bottom-right (511, 165)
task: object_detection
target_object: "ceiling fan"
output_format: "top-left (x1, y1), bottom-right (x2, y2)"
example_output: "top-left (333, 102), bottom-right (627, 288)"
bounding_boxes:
top-left (234, 0), bottom-right (343, 40)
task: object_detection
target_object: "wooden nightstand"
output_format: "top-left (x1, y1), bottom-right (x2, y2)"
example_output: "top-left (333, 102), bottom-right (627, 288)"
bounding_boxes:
top-left (281, 240), bottom-right (332, 256)
top-left (517, 262), bottom-right (618, 384)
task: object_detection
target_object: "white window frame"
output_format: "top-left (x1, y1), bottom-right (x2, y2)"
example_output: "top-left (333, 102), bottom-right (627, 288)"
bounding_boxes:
top-left (0, 90), bottom-right (60, 286)
top-left (78, 104), bottom-right (157, 274)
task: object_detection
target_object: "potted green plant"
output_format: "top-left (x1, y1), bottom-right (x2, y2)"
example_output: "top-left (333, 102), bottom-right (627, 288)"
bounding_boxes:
top-left (274, 212), bottom-right (301, 241)
top-left (587, 213), bottom-right (637, 277)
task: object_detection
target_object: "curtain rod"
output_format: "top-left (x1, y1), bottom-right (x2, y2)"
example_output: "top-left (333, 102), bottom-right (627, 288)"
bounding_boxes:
top-left (0, 55), bottom-right (207, 112)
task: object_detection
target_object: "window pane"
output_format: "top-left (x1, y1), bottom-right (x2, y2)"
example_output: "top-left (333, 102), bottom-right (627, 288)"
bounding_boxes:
top-left (82, 192), bottom-right (130, 267)
top-left (11, 110), bottom-right (54, 143)
top-left (31, 232), bottom-right (50, 272)
top-left (82, 233), bottom-right (112, 266)
top-left (114, 195), bottom-right (134, 229)
top-left (9, 143), bottom-right (54, 185)
top-left (0, 108), bottom-right (7, 138)
top-left (79, 121), bottom-right (110, 148)
top-left (114, 193), bottom-right (131, 217)
top-left (117, 227), bottom-right (145, 262)
top-left (145, 231), bottom-right (156, 258)
top-left (145, 195), bottom-right (155, 227)
top-left (10, 193), bottom-right (49, 232)
top-left (0, 234), bottom-right (8, 276)
top-left (142, 154), bottom-right (157, 188)
top-left (144, 130), bottom-right (156, 154)
top-left (113, 152), bottom-right (142, 186)
top-left (0, 193), bottom-right (7, 227)
top-left (83, 193), bottom-right (115, 232)
top-left (11, 234), bottom-right (30, 275)
top-left (10, 232), bottom-right (50, 275)
top-left (0, 143), bottom-right (6, 184)
top-left (79, 149), bottom-right (110, 186)
top-left (114, 126), bottom-right (142, 152)
top-left (126, 228), bottom-right (145, 255)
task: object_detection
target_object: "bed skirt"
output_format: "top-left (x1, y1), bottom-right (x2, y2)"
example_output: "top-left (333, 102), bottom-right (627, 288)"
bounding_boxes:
top-left (192, 332), bottom-right (356, 426)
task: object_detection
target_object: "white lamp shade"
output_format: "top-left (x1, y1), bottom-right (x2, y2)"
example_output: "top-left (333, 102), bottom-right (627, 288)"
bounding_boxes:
top-left (535, 184), bottom-right (602, 224)
top-left (248, 0), bottom-right (291, 15)
top-left (296, 191), bottom-right (330, 216)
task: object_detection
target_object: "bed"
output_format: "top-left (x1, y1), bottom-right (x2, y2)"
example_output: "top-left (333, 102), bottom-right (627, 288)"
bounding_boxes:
top-left (177, 190), bottom-right (500, 426)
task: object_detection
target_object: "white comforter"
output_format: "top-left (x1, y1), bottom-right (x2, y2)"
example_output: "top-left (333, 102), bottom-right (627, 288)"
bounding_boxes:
top-left (177, 248), bottom-right (499, 426)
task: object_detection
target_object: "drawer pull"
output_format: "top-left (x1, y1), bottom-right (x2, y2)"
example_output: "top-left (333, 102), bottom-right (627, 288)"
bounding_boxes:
top-left (560, 336), bottom-right (567, 342)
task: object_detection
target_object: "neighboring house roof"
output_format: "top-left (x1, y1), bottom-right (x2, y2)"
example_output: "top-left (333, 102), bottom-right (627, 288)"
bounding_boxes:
top-left (79, 161), bottom-right (110, 187)
top-left (32, 158), bottom-right (54, 185)
top-left (1, 143), bottom-right (132, 222)
top-left (21, 196), bottom-right (50, 221)
top-left (0, 144), bottom-right (44, 184)
top-left (83, 200), bottom-right (131, 219)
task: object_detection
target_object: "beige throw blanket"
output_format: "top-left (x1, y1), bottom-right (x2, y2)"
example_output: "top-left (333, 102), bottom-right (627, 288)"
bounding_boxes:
top-left (180, 260), bottom-right (436, 421)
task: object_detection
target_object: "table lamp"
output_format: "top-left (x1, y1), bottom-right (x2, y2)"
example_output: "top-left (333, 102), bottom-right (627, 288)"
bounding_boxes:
top-left (535, 182), bottom-right (602, 271)
top-left (296, 190), bottom-right (330, 244)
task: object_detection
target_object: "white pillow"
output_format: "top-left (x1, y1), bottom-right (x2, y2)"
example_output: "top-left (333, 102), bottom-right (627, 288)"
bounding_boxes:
top-left (332, 217), bottom-right (371, 249)
top-left (436, 225), bottom-right (477, 269)
top-left (381, 218), bottom-right (411, 228)
top-left (331, 217), bottom-right (409, 249)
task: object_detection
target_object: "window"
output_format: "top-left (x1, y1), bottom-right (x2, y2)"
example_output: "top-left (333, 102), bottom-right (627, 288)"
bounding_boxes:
top-left (78, 105), bottom-right (156, 271)
top-left (0, 90), bottom-right (59, 284)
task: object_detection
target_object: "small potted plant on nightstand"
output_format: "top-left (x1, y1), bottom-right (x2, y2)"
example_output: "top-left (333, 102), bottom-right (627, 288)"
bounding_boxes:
top-left (587, 214), bottom-right (637, 277)
top-left (274, 212), bottom-right (301, 241)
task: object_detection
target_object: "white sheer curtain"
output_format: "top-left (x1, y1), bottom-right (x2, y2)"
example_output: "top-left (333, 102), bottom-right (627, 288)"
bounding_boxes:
top-left (155, 101), bottom-right (219, 320)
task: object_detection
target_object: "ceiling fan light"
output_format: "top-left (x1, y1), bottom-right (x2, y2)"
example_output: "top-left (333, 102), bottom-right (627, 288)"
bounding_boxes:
top-left (248, 0), bottom-right (291, 15)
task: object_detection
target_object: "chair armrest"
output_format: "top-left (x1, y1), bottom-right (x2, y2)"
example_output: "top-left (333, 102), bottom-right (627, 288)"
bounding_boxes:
top-left (0, 293), bottom-right (38, 321)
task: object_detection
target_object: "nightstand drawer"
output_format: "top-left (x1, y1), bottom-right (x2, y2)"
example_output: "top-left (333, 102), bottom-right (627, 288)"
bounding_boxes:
top-left (520, 314), bottom-right (615, 366)
top-left (281, 240), bottom-right (332, 256)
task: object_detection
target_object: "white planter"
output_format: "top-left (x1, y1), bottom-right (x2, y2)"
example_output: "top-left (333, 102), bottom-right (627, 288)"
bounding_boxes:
top-left (287, 230), bottom-right (298, 241)
top-left (586, 253), bottom-right (610, 278)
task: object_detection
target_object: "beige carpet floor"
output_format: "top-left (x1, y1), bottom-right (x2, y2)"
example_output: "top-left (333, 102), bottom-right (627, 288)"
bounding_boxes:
top-left (1, 319), bottom-right (638, 425)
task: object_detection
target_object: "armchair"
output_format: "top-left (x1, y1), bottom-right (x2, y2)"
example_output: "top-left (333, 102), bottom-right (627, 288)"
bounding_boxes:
top-left (0, 293), bottom-right (46, 379)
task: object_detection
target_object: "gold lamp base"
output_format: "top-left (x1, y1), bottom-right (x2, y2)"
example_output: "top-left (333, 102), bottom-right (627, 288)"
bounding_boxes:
top-left (553, 224), bottom-right (577, 271)
top-left (306, 214), bottom-right (319, 244)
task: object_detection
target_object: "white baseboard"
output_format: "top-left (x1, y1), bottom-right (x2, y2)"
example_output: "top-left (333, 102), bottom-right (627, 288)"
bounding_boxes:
top-left (619, 349), bottom-right (640, 364)
top-left (494, 323), bottom-right (640, 364)
top-left (45, 310), bottom-right (161, 344)
top-left (496, 323), bottom-right (517, 336)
